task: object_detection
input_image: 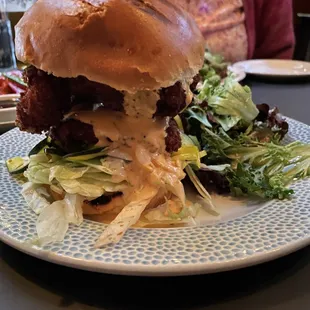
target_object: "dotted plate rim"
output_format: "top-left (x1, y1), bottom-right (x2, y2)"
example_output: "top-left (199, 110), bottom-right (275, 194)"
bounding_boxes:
top-left (0, 117), bottom-right (310, 276)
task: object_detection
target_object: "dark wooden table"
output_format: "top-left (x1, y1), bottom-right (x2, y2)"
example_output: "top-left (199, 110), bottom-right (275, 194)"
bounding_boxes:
top-left (1, 79), bottom-right (310, 310)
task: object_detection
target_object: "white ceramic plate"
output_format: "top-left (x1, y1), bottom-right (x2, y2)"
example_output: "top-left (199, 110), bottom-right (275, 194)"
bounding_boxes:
top-left (228, 65), bottom-right (246, 82)
top-left (0, 119), bottom-right (310, 276)
top-left (231, 59), bottom-right (310, 78)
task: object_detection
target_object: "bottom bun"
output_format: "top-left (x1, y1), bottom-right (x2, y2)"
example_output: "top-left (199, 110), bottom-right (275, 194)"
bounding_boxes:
top-left (47, 186), bottom-right (125, 215)
top-left (82, 195), bottom-right (125, 215)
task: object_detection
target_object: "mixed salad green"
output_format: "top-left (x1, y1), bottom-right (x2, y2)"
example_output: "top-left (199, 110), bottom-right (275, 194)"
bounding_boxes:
top-left (178, 52), bottom-right (310, 201)
top-left (200, 50), bottom-right (230, 82)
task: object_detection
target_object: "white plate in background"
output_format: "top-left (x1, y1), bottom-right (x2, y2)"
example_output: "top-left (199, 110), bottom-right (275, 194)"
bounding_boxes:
top-left (228, 65), bottom-right (246, 82)
top-left (231, 59), bottom-right (310, 78)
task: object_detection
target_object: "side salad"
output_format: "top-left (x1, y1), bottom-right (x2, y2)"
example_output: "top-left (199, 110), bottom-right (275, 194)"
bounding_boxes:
top-left (178, 52), bottom-right (310, 201)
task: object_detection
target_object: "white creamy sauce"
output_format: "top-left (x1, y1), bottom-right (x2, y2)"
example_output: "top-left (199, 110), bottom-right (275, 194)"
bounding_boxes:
top-left (71, 86), bottom-right (191, 219)
top-left (72, 89), bottom-right (168, 154)
top-left (71, 84), bottom-right (193, 160)
top-left (72, 110), bottom-right (168, 153)
top-left (123, 90), bottom-right (160, 118)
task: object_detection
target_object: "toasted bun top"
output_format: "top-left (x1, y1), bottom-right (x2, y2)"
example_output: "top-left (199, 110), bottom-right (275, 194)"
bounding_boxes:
top-left (15, 0), bottom-right (205, 92)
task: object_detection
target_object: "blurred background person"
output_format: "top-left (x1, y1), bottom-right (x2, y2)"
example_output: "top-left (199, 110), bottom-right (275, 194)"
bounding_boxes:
top-left (182, 0), bottom-right (296, 62)
top-left (0, 0), bottom-right (304, 66)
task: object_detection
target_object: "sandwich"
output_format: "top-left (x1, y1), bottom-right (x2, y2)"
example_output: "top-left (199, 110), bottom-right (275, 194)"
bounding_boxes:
top-left (13, 0), bottom-right (205, 246)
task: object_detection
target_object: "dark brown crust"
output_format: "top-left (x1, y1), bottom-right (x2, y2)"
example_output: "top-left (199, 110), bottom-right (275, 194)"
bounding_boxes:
top-left (49, 118), bottom-right (99, 153)
top-left (48, 185), bottom-right (124, 215)
top-left (16, 66), bottom-right (71, 133)
top-left (82, 195), bottom-right (125, 215)
top-left (16, 66), bottom-right (125, 134)
top-left (165, 118), bottom-right (181, 153)
top-left (156, 81), bottom-right (186, 117)
top-left (190, 74), bottom-right (201, 92)
top-left (70, 76), bottom-right (124, 110)
top-left (17, 66), bottom-right (187, 135)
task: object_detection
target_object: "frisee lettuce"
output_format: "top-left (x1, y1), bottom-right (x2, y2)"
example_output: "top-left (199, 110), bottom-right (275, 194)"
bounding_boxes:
top-left (180, 54), bottom-right (310, 200)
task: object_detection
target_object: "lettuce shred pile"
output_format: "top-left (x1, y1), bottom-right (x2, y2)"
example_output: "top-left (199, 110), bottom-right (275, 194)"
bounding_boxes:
top-left (14, 142), bottom-right (205, 246)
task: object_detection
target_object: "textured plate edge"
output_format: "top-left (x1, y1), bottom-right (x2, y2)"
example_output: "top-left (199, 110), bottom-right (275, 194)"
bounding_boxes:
top-left (0, 117), bottom-right (310, 276)
top-left (1, 230), bottom-right (309, 276)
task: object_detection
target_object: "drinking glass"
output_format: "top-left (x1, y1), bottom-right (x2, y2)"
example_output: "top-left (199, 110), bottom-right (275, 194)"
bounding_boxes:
top-left (294, 13), bottom-right (310, 62)
top-left (0, 0), bottom-right (17, 71)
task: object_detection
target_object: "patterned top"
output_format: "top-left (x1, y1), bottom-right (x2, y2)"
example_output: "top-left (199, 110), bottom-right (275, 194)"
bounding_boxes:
top-left (182, 0), bottom-right (248, 62)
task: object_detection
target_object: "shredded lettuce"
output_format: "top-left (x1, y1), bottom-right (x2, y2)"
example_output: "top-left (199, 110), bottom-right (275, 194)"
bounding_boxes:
top-left (21, 182), bottom-right (51, 215)
top-left (23, 154), bottom-right (128, 199)
top-left (36, 201), bottom-right (69, 246)
top-left (64, 194), bottom-right (84, 225)
top-left (24, 164), bottom-right (52, 184)
top-left (147, 155), bottom-right (186, 204)
top-left (175, 132), bottom-right (206, 169)
top-left (71, 157), bottom-right (126, 177)
top-left (148, 167), bottom-right (186, 205)
top-left (20, 143), bottom-right (195, 246)
top-left (36, 193), bottom-right (85, 246)
top-left (21, 182), bottom-right (86, 246)
top-left (95, 186), bottom-right (158, 247)
top-left (49, 166), bottom-right (89, 182)
top-left (185, 165), bottom-right (218, 215)
top-left (58, 179), bottom-right (105, 198)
